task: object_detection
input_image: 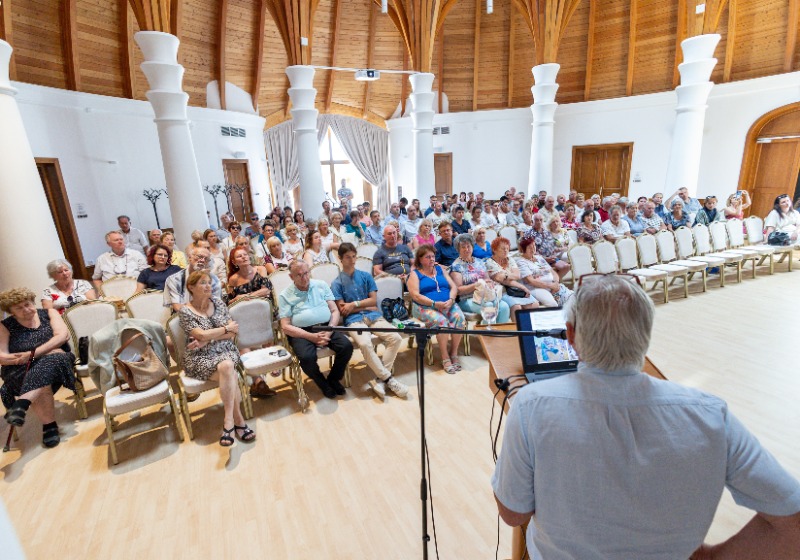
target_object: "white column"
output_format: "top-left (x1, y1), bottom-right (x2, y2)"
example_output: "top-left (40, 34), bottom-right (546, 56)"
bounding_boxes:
top-left (663, 34), bottom-right (721, 197)
top-left (0, 40), bottom-right (64, 293)
top-left (286, 65), bottom-right (326, 214)
top-left (134, 31), bottom-right (208, 247)
top-left (527, 63), bottom-right (560, 198)
top-left (409, 73), bottom-right (436, 202)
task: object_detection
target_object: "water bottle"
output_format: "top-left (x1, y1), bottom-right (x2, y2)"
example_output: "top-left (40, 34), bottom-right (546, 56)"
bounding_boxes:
top-left (392, 318), bottom-right (406, 329)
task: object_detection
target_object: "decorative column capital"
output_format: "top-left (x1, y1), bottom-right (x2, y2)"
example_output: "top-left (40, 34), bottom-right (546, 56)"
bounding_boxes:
top-left (0, 40), bottom-right (18, 97)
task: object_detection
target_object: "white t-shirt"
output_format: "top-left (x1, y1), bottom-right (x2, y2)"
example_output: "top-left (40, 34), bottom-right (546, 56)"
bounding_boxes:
top-left (600, 219), bottom-right (631, 239)
top-left (764, 209), bottom-right (800, 233)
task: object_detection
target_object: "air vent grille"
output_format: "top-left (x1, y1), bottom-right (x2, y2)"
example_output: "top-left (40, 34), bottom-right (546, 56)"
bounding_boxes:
top-left (221, 126), bottom-right (247, 138)
top-left (432, 126), bottom-right (451, 135)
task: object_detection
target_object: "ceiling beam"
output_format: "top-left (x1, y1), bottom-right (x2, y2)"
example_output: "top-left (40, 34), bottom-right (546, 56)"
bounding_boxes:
top-left (362, 2), bottom-right (377, 119)
top-left (626, 0), bottom-right (637, 96)
top-left (252, 0), bottom-right (267, 113)
top-left (472, 0), bottom-right (481, 111)
top-left (785, 0), bottom-right (799, 72)
top-left (511, 0), bottom-right (583, 64)
top-left (127, 0), bottom-right (172, 32)
top-left (672, 0), bottom-right (688, 88)
top-left (264, 0), bottom-right (321, 67)
top-left (0, 0), bottom-right (17, 80)
top-left (583, 0), bottom-right (595, 101)
top-left (218, 0), bottom-right (228, 110)
top-left (120, 0), bottom-right (136, 99)
top-left (723, 0), bottom-right (736, 82)
top-left (61, 0), bottom-right (82, 91)
top-left (701, 0), bottom-right (729, 34)
top-left (507, 5), bottom-right (516, 108)
top-left (324, 0), bottom-right (342, 111)
top-left (437, 29), bottom-right (444, 113)
top-left (170, 0), bottom-right (182, 64)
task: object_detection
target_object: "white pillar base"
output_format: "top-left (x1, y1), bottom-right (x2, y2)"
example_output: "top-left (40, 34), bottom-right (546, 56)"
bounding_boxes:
top-left (410, 73), bottom-right (436, 202)
top-left (664, 34), bottom-right (721, 197)
top-left (286, 65), bottom-right (326, 215)
top-left (528, 63), bottom-right (560, 198)
top-left (0, 40), bottom-right (64, 293)
top-left (135, 31), bottom-right (208, 248)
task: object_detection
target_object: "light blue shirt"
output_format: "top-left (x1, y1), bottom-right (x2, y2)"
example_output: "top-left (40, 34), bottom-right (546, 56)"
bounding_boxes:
top-left (492, 362), bottom-right (800, 560)
top-left (278, 279), bottom-right (334, 327)
top-left (330, 270), bottom-right (382, 326)
top-left (365, 224), bottom-right (383, 245)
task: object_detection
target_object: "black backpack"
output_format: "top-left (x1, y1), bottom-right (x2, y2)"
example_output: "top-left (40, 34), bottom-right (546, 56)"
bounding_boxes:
top-left (381, 297), bottom-right (409, 322)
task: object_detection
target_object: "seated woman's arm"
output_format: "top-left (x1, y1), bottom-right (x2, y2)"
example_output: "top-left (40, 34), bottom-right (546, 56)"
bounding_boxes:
top-left (441, 268), bottom-right (458, 312)
top-left (450, 271), bottom-right (475, 296)
top-left (0, 324), bottom-right (28, 365)
top-left (189, 321), bottom-right (237, 344)
top-left (33, 310), bottom-right (70, 358)
top-left (135, 282), bottom-right (147, 294)
top-left (521, 273), bottom-right (558, 292)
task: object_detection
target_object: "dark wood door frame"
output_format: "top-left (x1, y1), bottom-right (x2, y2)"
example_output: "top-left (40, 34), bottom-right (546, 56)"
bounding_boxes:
top-left (222, 159), bottom-right (254, 221)
top-left (570, 143), bottom-right (633, 199)
top-left (434, 152), bottom-right (453, 198)
top-left (35, 158), bottom-right (90, 279)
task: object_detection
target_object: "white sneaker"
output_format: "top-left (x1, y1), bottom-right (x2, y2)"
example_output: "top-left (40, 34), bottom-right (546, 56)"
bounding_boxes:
top-left (368, 379), bottom-right (386, 398)
top-left (385, 377), bottom-right (409, 398)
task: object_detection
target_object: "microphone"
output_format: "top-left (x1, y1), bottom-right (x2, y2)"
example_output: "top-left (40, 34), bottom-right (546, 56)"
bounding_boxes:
top-left (530, 328), bottom-right (568, 340)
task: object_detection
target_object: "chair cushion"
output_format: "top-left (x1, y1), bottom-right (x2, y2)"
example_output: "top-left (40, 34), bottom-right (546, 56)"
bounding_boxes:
top-left (104, 380), bottom-right (170, 415)
top-left (627, 268), bottom-right (667, 280)
top-left (240, 346), bottom-right (293, 377)
top-left (708, 251), bottom-right (743, 263)
top-left (180, 374), bottom-right (219, 395)
top-left (650, 263), bottom-right (689, 276)
top-left (671, 259), bottom-right (707, 271)
top-left (687, 255), bottom-right (725, 265)
top-left (75, 363), bottom-right (89, 378)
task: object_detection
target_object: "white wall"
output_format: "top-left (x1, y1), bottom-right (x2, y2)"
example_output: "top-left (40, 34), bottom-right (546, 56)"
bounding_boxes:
top-left (15, 82), bottom-right (271, 265)
top-left (387, 71), bottom-right (800, 202)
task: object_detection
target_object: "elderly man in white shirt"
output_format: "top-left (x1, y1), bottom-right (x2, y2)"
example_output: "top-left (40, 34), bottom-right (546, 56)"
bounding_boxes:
top-left (600, 207), bottom-right (631, 241)
top-left (117, 215), bottom-right (148, 255)
top-left (163, 246), bottom-right (222, 312)
top-left (402, 205), bottom-right (422, 242)
top-left (536, 196), bottom-right (559, 225)
top-left (92, 230), bottom-right (147, 288)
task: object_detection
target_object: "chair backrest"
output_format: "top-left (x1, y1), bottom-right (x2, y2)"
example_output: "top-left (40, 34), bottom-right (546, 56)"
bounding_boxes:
top-left (615, 237), bottom-right (640, 270)
top-left (692, 224), bottom-right (713, 254)
top-left (166, 314), bottom-right (186, 367)
top-left (591, 241), bottom-right (618, 274)
top-left (63, 300), bottom-right (118, 351)
top-left (228, 297), bottom-right (274, 349)
top-left (309, 262), bottom-right (341, 285)
top-left (566, 229), bottom-right (578, 247)
top-left (125, 290), bottom-right (171, 327)
top-left (674, 226), bottom-right (697, 259)
top-left (636, 234), bottom-right (659, 267)
top-left (655, 230), bottom-right (679, 262)
top-left (567, 244), bottom-right (595, 280)
top-left (100, 275), bottom-right (138, 301)
top-left (484, 229), bottom-right (498, 244)
top-left (355, 257), bottom-right (374, 276)
top-left (498, 226), bottom-right (518, 250)
top-left (725, 218), bottom-right (746, 248)
top-left (356, 243), bottom-right (379, 259)
top-left (375, 275), bottom-right (404, 309)
top-left (708, 221), bottom-right (730, 252)
top-left (745, 216), bottom-right (766, 244)
top-left (268, 269), bottom-right (293, 307)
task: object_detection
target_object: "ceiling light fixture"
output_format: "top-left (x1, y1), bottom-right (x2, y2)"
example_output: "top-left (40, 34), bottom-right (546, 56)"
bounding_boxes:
top-left (487, 0), bottom-right (493, 14)
top-left (311, 66), bottom-right (417, 82)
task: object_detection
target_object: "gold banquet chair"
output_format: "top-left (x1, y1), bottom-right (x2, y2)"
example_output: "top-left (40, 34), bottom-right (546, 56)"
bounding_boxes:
top-left (744, 216), bottom-right (793, 272)
top-left (99, 275), bottom-right (139, 313)
top-left (227, 297), bottom-right (302, 414)
top-left (63, 299), bottom-right (118, 418)
top-left (125, 290), bottom-right (172, 327)
top-left (166, 315), bottom-right (251, 440)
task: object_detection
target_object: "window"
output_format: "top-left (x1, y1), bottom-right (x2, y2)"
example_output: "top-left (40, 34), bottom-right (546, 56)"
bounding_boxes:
top-left (319, 127), bottom-right (372, 207)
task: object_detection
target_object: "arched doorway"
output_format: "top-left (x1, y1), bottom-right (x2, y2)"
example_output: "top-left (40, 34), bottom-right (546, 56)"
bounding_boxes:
top-left (738, 102), bottom-right (800, 218)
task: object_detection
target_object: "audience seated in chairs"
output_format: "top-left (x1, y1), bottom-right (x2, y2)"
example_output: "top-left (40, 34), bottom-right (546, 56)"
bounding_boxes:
top-left (411, 218), bottom-right (435, 251)
top-left (528, 214), bottom-right (571, 279)
top-left (450, 234), bottom-right (511, 324)
top-left (263, 236), bottom-right (294, 272)
top-left (282, 224), bottom-right (304, 256)
top-left (486, 237), bottom-right (539, 318)
top-left (92, 230), bottom-right (148, 288)
top-left (163, 246), bottom-right (222, 313)
top-left (302, 230), bottom-right (331, 267)
top-left (136, 244), bottom-right (182, 293)
top-left (345, 210), bottom-right (367, 242)
top-left (278, 261), bottom-right (354, 400)
top-left (329, 212), bottom-right (346, 243)
top-left (407, 244), bottom-right (465, 375)
top-left (472, 226), bottom-right (493, 260)
top-left (178, 270), bottom-right (254, 447)
top-left (330, 243), bottom-right (408, 399)
top-left (316, 217), bottom-right (341, 254)
top-left (220, 221), bottom-right (243, 252)
top-left (158, 231), bottom-right (187, 269)
top-left (1, 287), bottom-right (76, 448)
top-left (601, 207), bottom-right (632, 241)
top-left (622, 202), bottom-right (647, 236)
top-left (373, 225), bottom-right (414, 280)
top-left (515, 236), bottom-right (574, 307)
top-left (764, 194), bottom-right (800, 245)
top-left (434, 222), bottom-right (458, 267)
top-left (42, 259), bottom-right (97, 314)
top-left (547, 216), bottom-right (572, 253)
top-left (576, 210), bottom-right (603, 245)
top-left (203, 228), bottom-right (228, 284)
top-left (665, 199), bottom-right (692, 231)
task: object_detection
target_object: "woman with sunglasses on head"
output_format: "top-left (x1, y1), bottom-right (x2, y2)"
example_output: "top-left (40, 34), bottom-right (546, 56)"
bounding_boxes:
top-left (764, 193), bottom-right (800, 244)
top-left (136, 244), bottom-right (181, 293)
top-left (41, 260), bottom-right (98, 314)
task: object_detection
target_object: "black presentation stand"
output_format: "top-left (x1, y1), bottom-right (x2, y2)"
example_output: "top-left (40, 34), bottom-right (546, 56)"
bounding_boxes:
top-left (313, 323), bottom-right (543, 559)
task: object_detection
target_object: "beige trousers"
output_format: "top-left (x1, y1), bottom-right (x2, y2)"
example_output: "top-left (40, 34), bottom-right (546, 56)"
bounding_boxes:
top-left (347, 317), bottom-right (403, 380)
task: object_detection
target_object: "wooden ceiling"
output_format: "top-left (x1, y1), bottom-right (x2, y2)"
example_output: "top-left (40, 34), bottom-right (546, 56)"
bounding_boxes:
top-left (1, 0), bottom-right (798, 129)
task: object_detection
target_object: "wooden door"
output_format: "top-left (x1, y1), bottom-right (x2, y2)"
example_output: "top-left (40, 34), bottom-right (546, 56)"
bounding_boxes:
top-left (35, 158), bottom-right (90, 279)
top-left (434, 153), bottom-right (453, 198)
top-left (571, 143), bottom-right (632, 199)
top-left (222, 159), bottom-right (253, 221)
top-left (748, 140), bottom-right (800, 218)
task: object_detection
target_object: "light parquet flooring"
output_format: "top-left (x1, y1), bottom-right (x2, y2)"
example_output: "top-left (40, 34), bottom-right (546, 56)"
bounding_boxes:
top-left (1, 265), bottom-right (798, 559)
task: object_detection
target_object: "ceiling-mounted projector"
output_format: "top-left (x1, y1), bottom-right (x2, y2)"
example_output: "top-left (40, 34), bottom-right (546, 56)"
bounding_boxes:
top-left (355, 69), bottom-right (380, 81)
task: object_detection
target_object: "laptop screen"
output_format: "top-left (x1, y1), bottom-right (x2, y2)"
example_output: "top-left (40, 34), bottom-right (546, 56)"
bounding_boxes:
top-left (515, 307), bottom-right (579, 381)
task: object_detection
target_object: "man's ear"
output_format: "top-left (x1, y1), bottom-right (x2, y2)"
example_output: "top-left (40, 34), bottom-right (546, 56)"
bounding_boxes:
top-left (566, 322), bottom-right (577, 349)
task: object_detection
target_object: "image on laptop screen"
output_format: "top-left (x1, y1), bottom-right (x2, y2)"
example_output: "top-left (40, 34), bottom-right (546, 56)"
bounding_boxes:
top-left (515, 307), bottom-right (579, 381)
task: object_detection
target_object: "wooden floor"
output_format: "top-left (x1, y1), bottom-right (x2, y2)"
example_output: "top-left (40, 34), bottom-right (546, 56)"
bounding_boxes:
top-left (1, 262), bottom-right (798, 559)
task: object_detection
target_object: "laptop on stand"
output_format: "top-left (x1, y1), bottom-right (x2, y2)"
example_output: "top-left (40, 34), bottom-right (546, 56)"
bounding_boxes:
top-left (515, 307), bottom-right (579, 383)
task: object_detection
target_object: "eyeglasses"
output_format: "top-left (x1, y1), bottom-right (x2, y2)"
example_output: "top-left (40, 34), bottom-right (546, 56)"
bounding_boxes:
top-left (577, 273), bottom-right (642, 288)
top-left (230, 225), bottom-right (242, 230)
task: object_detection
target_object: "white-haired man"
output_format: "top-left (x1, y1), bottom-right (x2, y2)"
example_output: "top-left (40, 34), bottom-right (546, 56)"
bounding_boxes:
top-left (92, 230), bottom-right (147, 288)
top-left (163, 246), bottom-right (222, 312)
top-left (493, 275), bottom-right (800, 559)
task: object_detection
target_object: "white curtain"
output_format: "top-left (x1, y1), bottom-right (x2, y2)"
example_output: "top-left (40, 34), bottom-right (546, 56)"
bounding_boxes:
top-left (327, 115), bottom-right (390, 216)
top-left (263, 116), bottom-right (331, 209)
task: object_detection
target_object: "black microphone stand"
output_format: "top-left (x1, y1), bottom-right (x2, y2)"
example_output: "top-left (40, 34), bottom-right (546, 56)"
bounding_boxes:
top-left (313, 323), bottom-right (545, 559)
